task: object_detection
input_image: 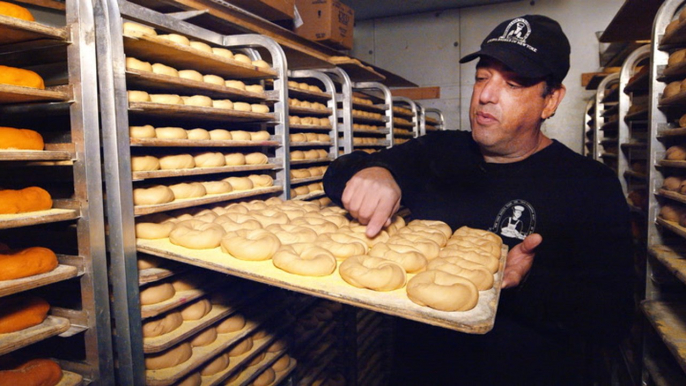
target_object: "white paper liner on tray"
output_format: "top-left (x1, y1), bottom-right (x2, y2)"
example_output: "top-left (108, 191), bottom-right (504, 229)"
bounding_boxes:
top-left (137, 239), bottom-right (508, 334)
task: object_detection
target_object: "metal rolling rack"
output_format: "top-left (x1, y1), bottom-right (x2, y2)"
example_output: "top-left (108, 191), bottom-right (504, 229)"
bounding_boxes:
top-left (286, 69), bottom-right (338, 202)
top-left (94, 0), bottom-right (290, 383)
top-left (595, 72), bottom-right (621, 170)
top-left (391, 96), bottom-right (418, 145)
top-left (418, 105), bottom-right (446, 135)
top-left (351, 81), bottom-right (393, 151)
top-left (644, 0), bottom-right (686, 384)
top-left (0, 0), bottom-right (114, 384)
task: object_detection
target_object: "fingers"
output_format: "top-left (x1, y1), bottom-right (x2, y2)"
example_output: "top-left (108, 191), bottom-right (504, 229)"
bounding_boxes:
top-left (520, 233), bottom-right (542, 254)
top-left (501, 234), bottom-right (541, 289)
top-left (365, 195), bottom-right (400, 238)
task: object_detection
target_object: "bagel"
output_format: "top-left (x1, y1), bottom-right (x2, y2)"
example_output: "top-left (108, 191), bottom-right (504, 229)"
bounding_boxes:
top-left (135, 221), bottom-right (175, 239)
top-left (406, 270), bottom-right (479, 311)
top-left (338, 255), bottom-right (406, 291)
top-left (428, 258), bottom-right (494, 290)
top-left (272, 243), bottom-right (337, 276)
top-left (220, 229), bottom-right (281, 261)
top-left (133, 185), bottom-right (175, 205)
top-left (265, 224), bottom-right (318, 245)
top-left (368, 243), bottom-right (427, 273)
top-left (169, 220), bottom-right (225, 249)
top-left (0, 247), bottom-right (58, 281)
top-left (314, 232), bottom-right (367, 260)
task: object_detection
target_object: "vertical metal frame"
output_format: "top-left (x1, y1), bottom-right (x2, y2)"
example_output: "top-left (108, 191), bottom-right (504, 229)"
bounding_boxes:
top-left (617, 45), bottom-right (651, 196)
top-left (95, 0), bottom-right (291, 382)
top-left (594, 72), bottom-right (620, 161)
top-left (583, 98), bottom-right (595, 158)
top-left (425, 107), bottom-right (446, 131)
top-left (62, 0), bottom-right (116, 382)
top-left (392, 96), bottom-right (419, 138)
top-left (289, 69), bottom-right (340, 159)
top-left (354, 82), bottom-right (394, 148)
top-left (320, 67), bottom-right (354, 154)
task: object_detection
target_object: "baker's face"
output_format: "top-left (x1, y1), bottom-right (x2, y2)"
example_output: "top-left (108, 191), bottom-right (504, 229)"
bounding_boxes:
top-left (469, 58), bottom-right (553, 156)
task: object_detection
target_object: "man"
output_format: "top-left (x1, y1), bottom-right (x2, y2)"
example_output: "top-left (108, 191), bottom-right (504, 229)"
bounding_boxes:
top-left (323, 15), bottom-right (634, 385)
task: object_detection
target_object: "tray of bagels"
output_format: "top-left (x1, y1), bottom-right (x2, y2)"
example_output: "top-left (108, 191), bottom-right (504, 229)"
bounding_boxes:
top-left (136, 197), bottom-right (507, 334)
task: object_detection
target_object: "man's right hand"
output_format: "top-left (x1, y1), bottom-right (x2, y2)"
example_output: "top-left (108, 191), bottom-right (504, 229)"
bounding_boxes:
top-left (341, 167), bottom-right (401, 238)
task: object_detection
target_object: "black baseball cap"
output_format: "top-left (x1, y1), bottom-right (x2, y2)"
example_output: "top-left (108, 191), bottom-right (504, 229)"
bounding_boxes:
top-left (460, 15), bottom-right (570, 83)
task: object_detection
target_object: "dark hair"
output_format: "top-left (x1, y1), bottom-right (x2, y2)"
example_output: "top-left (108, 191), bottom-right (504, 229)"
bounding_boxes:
top-left (542, 75), bottom-right (563, 98)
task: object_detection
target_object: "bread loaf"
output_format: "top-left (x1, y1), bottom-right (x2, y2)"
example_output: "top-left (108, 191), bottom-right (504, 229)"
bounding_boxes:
top-left (0, 187), bottom-right (52, 214)
top-left (0, 1), bottom-right (34, 21)
top-left (0, 246), bottom-right (58, 281)
top-left (0, 65), bottom-right (44, 89)
top-left (0, 127), bottom-right (44, 150)
top-left (0, 295), bottom-right (50, 333)
top-left (0, 359), bottom-right (62, 386)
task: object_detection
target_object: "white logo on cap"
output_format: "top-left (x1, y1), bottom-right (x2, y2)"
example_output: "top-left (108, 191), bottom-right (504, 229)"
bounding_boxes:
top-left (487, 18), bottom-right (537, 53)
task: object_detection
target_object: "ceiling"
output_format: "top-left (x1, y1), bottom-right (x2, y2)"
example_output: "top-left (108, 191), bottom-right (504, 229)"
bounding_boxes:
top-left (344, 0), bottom-right (523, 21)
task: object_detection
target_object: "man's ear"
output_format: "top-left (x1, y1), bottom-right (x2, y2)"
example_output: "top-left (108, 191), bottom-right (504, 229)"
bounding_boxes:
top-left (541, 84), bottom-right (566, 120)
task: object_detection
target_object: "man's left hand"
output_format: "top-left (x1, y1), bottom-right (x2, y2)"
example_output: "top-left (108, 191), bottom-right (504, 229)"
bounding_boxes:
top-left (501, 233), bottom-right (542, 288)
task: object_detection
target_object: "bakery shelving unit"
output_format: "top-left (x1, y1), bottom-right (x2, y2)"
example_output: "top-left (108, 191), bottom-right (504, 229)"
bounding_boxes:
top-left (95, 0), bottom-right (290, 383)
top-left (0, 0), bottom-right (115, 384)
top-left (643, 0), bottom-right (686, 384)
top-left (391, 96), bottom-right (418, 146)
top-left (616, 43), bottom-right (651, 386)
top-left (350, 82), bottom-right (394, 152)
top-left (286, 69), bottom-right (338, 203)
top-left (318, 67), bottom-right (354, 155)
top-left (595, 72), bottom-right (621, 171)
top-left (420, 106), bottom-right (445, 135)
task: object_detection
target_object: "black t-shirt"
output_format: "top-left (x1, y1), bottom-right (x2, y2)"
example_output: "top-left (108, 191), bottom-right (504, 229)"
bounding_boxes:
top-left (324, 130), bottom-right (635, 383)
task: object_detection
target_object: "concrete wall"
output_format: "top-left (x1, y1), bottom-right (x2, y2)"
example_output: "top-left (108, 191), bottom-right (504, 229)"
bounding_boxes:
top-left (351, 0), bottom-right (625, 153)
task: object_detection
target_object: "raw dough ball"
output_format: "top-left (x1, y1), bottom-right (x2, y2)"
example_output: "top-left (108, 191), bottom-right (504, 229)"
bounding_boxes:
top-left (253, 368), bottom-right (275, 386)
top-left (250, 130), bottom-right (271, 141)
top-left (194, 152), bottom-right (226, 167)
top-left (190, 327), bottom-right (217, 347)
top-left (131, 155), bottom-right (160, 172)
top-left (140, 282), bottom-right (175, 305)
top-left (216, 314), bottom-right (246, 333)
top-left (182, 95), bottom-right (213, 107)
top-left (233, 102), bottom-right (251, 112)
top-left (203, 74), bottom-right (225, 86)
top-left (130, 125), bottom-right (156, 138)
top-left (223, 177), bottom-right (254, 191)
top-left (128, 90), bottom-right (150, 102)
top-left (178, 69), bottom-right (203, 82)
top-left (224, 153), bottom-right (246, 166)
top-left (136, 221), bottom-right (175, 239)
top-left (272, 243), bottom-right (337, 276)
top-left (180, 299), bottom-right (212, 320)
top-left (155, 127), bottom-right (188, 139)
top-left (225, 80), bottom-right (246, 90)
top-left (157, 33), bottom-right (190, 46)
top-left (252, 59), bottom-right (271, 69)
top-left (142, 311), bottom-right (183, 337)
top-left (133, 185), bottom-right (175, 205)
top-left (227, 336), bottom-right (253, 356)
top-left (245, 84), bottom-right (264, 93)
top-left (126, 57), bottom-right (152, 72)
top-left (230, 130), bottom-right (251, 140)
top-left (200, 353), bottom-right (229, 376)
top-left (144, 342), bottom-right (192, 370)
top-left (189, 40), bottom-right (212, 53)
top-left (159, 154), bottom-right (196, 169)
top-left (151, 63), bottom-right (178, 77)
top-left (201, 181), bottom-right (232, 194)
top-left (169, 182), bottom-right (207, 199)
top-left (666, 145), bottom-right (686, 160)
top-left (213, 99), bottom-right (234, 109)
top-left (186, 128), bottom-right (210, 140)
top-left (663, 81), bottom-right (682, 99)
top-left (123, 22), bottom-right (157, 37)
top-left (245, 152), bottom-right (268, 165)
top-left (150, 94), bottom-right (183, 105)
top-left (209, 129), bottom-right (232, 140)
top-left (233, 53), bottom-right (252, 64)
top-left (212, 47), bottom-right (234, 59)
top-left (251, 104), bottom-right (270, 113)
top-left (169, 220), bottom-right (225, 249)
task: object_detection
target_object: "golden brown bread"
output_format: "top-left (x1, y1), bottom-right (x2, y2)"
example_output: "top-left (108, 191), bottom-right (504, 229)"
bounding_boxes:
top-left (0, 127), bottom-right (44, 150)
top-left (0, 65), bottom-right (44, 89)
top-left (0, 246), bottom-right (58, 281)
top-left (0, 295), bottom-right (50, 333)
top-left (0, 359), bottom-right (62, 386)
top-left (0, 187), bottom-right (52, 214)
top-left (0, 1), bottom-right (34, 21)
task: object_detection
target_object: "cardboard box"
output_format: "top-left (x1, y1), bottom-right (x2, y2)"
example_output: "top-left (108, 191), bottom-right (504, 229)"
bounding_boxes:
top-left (225, 0), bottom-right (295, 21)
top-left (294, 0), bottom-right (354, 50)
